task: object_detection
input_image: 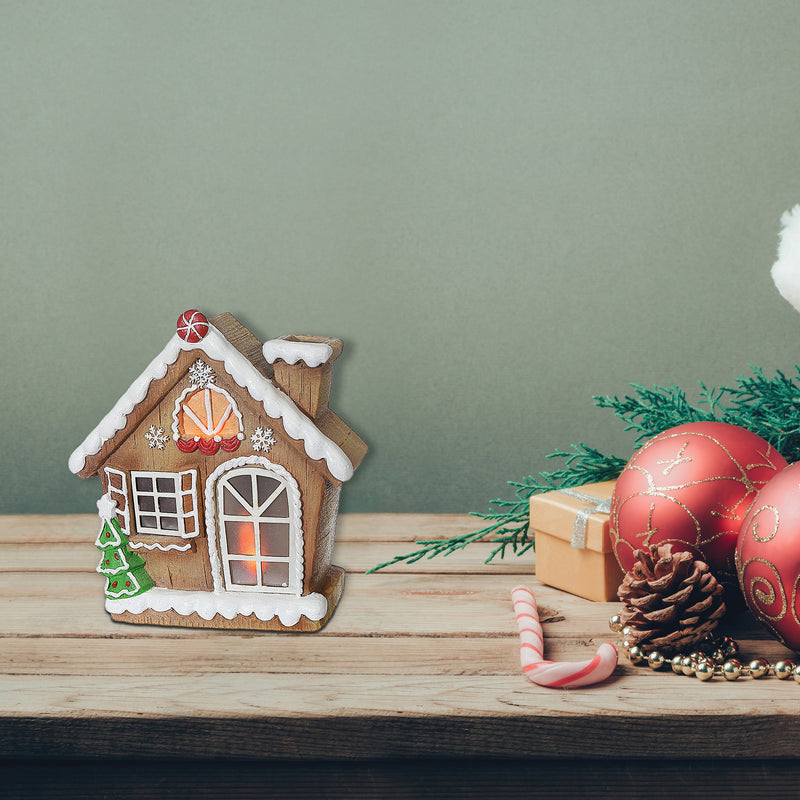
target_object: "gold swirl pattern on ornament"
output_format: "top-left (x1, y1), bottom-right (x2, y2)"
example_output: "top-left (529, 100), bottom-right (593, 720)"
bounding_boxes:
top-left (750, 613), bottom-right (789, 651)
top-left (637, 431), bottom-right (779, 497)
top-left (655, 441), bottom-right (691, 476)
top-left (745, 447), bottom-right (780, 476)
top-left (741, 557), bottom-right (787, 622)
top-left (747, 504), bottom-right (780, 544)
top-left (632, 502), bottom-right (657, 546)
top-left (614, 482), bottom-right (703, 548)
top-left (697, 523), bottom-right (740, 547)
top-left (709, 499), bottom-right (741, 522)
top-left (615, 432), bottom-right (783, 552)
top-left (792, 573), bottom-right (800, 630)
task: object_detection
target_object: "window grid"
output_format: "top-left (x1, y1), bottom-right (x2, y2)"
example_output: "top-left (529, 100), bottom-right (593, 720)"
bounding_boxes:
top-left (131, 469), bottom-right (198, 537)
top-left (217, 468), bottom-right (294, 593)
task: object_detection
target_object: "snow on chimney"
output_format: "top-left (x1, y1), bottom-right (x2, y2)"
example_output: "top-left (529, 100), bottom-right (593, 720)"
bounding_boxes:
top-left (262, 335), bottom-right (343, 418)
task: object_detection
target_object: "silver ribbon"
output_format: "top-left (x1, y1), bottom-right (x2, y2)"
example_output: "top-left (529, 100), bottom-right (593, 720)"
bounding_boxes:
top-left (558, 488), bottom-right (612, 549)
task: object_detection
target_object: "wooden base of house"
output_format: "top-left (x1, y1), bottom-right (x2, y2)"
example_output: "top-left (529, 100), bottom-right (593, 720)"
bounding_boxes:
top-left (109, 566), bottom-right (345, 632)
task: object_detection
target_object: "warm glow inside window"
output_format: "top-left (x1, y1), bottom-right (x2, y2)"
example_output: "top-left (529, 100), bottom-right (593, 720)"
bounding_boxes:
top-left (178, 386), bottom-right (240, 439)
top-left (217, 467), bottom-right (296, 593)
top-left (131, 470), bottom-right (198, 537)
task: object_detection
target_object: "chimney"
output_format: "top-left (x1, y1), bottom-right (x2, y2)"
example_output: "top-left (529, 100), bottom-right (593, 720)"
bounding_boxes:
top-left (262, 335), bottom-right (343, 418)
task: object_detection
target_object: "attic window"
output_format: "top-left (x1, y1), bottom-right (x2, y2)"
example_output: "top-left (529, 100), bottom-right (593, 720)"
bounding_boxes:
top-left (172, 382), bottom-right (244, 455)
top-left (131, 470), bottom-right (199, 538)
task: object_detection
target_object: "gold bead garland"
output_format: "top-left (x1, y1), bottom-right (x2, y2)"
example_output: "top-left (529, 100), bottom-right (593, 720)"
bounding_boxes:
top-left (608, 615), bottom-right (800, 683)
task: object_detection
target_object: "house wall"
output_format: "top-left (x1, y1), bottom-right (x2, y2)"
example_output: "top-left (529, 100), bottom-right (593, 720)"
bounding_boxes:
top-left (311, 481), bottom-right (342, 591)
top-left (97, 355), bottom-right (337, 596)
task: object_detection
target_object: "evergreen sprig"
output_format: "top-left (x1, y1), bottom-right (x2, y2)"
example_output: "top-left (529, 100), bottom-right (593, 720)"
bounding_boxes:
top-left (593, 382), bottom-right (715, 443)
top-left (715, 367), bottom-right (800, 462)
top-left (595, 366), bottom-right (800, 460)
top-left (368, 365), bottom-right (800, 572)
top-left (366, 444), bottom-right (625, 573)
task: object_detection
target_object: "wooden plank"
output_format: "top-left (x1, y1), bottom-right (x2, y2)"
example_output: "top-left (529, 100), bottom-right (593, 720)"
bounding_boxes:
top-left (3, 758), bottom-right (800, 800)
top-left (3, 512), bottom-right (799, 779)
top-left (344, 541), bottom-right (534, 573)
top-left (0, 513), bottom-right (488, 544)
top-left (3, 672), bottom-right (800, 760)
top-left (336, 513), bottom-right (486, 542)
top-left (0, 566), bottom-right (786, 648)
top-left (0, 515), bottom-right (99, 543)
top-left (1, 666), bottom-right (797, 725)
top-left (0, 571), bottom-right (613, 637)
top-left (0, 513), bottom-right (528, 576)
top-left (0, 636), bottom-right (523, 677)
top-left (0, 539), bottom-right (534, 575)
top-left (1, 630), bottom-right (793, 682)
top-left (0, 542), bottom-right (99, 572)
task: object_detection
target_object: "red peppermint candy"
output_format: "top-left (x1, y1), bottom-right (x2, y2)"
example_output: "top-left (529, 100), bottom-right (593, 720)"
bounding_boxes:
top-left (177, 310), bottom-right (209, 343)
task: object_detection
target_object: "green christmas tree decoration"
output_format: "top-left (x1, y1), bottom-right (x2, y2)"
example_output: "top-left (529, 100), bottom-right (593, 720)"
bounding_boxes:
top-left (368, 365), bottom-right (800, 572)
top-left (95, 517), bottom-right (154, 599)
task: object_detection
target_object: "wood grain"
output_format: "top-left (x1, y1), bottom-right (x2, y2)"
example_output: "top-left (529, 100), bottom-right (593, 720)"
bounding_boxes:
top-left (0, 513), bottom-right (485, 544)
top-left (3, 759), bottom-right (800, 800)
top-left (2, 512), bottom-right (800, 796)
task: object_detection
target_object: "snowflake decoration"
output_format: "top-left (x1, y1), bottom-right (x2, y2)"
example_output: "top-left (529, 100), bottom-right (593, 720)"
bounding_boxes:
top-left (251, 427), bottom-right (276, 453)
top-left (188, 359), bottom-right (215, 388)
top-left (145, 425), bottom-right (169, 450)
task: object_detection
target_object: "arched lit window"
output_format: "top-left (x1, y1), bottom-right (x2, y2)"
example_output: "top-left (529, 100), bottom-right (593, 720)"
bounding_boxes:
top-left (215, 466), bottom-right (298, 594)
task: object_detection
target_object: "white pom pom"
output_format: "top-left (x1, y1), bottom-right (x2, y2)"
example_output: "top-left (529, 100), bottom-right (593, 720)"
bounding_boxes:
top-left (771, 204), bottom-right (800, 314)
top-left (96, 492), bottom-right (118, 521)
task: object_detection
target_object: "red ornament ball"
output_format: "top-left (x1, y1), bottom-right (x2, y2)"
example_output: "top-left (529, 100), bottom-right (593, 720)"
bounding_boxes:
top-left (610, 422), bottom-right (787, 582)
top-left (736, 462), bottom-right (800, 650)
top-left (177, 309), bottom-right (209, 343)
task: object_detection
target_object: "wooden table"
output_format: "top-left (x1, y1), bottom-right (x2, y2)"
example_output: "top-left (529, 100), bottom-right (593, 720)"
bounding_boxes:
top-left (2, 513), bottom-right (800, 798)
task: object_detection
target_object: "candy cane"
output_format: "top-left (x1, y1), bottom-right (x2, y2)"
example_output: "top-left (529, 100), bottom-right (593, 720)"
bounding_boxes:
top-left (511, 585), bottom-right (618, 689)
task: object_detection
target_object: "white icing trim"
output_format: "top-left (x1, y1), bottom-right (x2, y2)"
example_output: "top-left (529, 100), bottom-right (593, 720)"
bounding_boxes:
top-left (68, 324), bottom-right (353, 481)
top-left (171, 383), bottom-right (243, 440)
top-left (102, 473), bottom-right (131, 536)
top-left (130, 469), bottom-right (199, 539)
top-left (95, 519), bottom-right (124, 548)
top-left (204, 456), bottom-right (304, 595)
top-left (179, 468), bottom-right (200, 536)
top-left (105, 586), bottom-right (327, 626)
top-left (105, 571), bottom-right (142, 599)
top-left (129, 540), bottom-right (193, 552)
top-left (262, 338), bottom-right (334, 368)
top-left (96, 545), bottom-right (131, 575)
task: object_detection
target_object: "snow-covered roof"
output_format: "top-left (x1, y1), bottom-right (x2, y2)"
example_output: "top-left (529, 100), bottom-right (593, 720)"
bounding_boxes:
top-left (68, 323), bottom-right (355, 482)
top-left (263, 337), bottom-right (334, 368)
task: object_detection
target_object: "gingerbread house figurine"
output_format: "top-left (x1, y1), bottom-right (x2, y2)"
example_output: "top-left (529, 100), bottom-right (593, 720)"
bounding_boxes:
top-left (69, 310), bottom-right (367, 631)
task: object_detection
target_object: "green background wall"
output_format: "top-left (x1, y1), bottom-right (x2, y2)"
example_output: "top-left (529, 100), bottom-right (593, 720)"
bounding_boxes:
top-left (3, 1), bottom-right (800, 515)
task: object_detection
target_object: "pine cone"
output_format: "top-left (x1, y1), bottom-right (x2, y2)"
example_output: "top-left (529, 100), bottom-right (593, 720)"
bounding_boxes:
top-left (617, 544), bottom-right (726, 655)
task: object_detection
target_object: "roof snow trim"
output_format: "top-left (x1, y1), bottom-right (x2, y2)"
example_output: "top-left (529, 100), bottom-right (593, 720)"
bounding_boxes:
top-left (68, 324), bottom-right (355, 482)
top-left (262, 338), bottom-right (334, 368)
